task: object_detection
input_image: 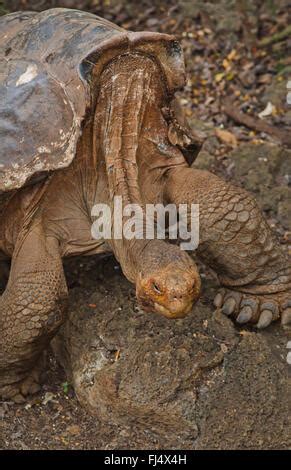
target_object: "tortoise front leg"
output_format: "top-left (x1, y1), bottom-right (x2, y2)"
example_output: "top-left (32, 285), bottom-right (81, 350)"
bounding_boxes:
top-left (0, 224), bottom-right (68, 402)
top-left (164, 166), bottom-right (291, 328)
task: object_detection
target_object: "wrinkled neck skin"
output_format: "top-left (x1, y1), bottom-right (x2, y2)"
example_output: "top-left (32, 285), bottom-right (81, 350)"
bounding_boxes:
top-left (92, 53), bottom-right (200, 318)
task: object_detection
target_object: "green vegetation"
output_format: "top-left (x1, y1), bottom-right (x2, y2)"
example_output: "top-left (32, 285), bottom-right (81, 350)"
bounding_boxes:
top-left (62, 381), bottom-right (70, 395)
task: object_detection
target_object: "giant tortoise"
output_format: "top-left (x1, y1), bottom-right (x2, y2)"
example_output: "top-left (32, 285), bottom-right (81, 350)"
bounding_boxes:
top-left (0, 8), bottom-right (290, 402)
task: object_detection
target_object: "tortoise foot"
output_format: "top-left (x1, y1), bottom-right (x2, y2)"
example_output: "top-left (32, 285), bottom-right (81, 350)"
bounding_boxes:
top-left (0, 361), bottom-right (44, 403)
top-left (213, 288), bottom-right (291, 329)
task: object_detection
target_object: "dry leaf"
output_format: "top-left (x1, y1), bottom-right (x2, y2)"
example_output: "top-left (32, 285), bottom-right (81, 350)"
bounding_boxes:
top-left (227, 49), bottom-right (237, 61)
top-left (222, 59), bottom-right (231, 70)
top-left (215, 128), bottom-right (238, 146)
top-left (215, 72), bottom-right (225, 83)
top-left (239, 330), bottom-right (252, 336)
top-left (258, 101), bottom-right (275, 118)
top-left (115, 350), bottom-right (121, 361)
top-left (257, 74), bottom-right (272, 84)
top-left (42, 392), bottom-right (57, 406)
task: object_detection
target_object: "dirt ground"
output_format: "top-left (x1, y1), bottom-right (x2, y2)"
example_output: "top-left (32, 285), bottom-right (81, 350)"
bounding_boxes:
top-left (0, 0), bottom-right (290, 450)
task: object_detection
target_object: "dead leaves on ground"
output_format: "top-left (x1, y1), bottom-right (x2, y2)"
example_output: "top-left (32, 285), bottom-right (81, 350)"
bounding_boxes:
top-left (215, 128), bottom-right (238, 147)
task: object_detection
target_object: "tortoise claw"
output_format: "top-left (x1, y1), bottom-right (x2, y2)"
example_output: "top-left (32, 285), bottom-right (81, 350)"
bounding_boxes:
top-left (256, 310), bottom-right (273, 329)
top-left (222, 297), bottom-right (236, 316)
top-left (281, 308), bottom-right (291, 326)
top-left (214, 288), bottom-right (289, 329)
top-left (214, 292), bottom-right (224, 308)
top-left (236, 306), bottom-right (252, 324)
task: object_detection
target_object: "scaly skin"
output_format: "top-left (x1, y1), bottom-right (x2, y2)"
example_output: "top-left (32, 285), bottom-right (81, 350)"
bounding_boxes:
top-left (0, 52), bottom-right (290, 402)
top-left (0, 223), bottom-right (68, 401)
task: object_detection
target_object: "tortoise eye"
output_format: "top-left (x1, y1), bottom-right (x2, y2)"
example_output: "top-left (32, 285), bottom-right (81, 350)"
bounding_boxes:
top-left (152, 282), bottom-right (162, 294)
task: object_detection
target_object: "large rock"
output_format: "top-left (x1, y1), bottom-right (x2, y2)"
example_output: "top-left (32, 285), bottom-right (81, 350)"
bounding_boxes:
top-left (53, 256), bottom-right (290, 449)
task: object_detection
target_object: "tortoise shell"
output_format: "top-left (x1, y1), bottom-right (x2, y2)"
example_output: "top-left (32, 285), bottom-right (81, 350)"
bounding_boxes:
top-left (0, 8), bottom-right (186, 194)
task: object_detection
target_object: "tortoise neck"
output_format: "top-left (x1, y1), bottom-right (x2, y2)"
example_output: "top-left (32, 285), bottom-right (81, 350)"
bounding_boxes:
top-left (93, 53), bottom-right (166, 205)
top-left (92, 53), bottom-right (168, 280)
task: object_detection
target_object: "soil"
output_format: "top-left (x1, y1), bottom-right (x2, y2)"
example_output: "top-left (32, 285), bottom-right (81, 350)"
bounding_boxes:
top-left (0, 0), bottom-right (290, 450)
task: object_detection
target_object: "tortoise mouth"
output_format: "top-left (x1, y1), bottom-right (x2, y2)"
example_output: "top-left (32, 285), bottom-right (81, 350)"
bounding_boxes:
top-left (136, 266), bottom-right (201, 319)
top-left (153, 300), bottom-right (194, 319)
top-left (138, 296), bottom-right (196, 319)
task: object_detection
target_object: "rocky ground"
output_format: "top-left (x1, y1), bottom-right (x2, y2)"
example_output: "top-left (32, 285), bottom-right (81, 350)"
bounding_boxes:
top-left (0, 0), bottom-right (290, 450)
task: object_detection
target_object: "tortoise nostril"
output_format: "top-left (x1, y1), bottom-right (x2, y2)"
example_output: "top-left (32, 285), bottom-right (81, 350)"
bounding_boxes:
top-left (172, 294), bottom-right (183, 301)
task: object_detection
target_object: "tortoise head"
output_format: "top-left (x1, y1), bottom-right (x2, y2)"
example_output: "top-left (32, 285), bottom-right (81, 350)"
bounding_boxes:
top-left (135, 242), bottom-right (201, 319)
